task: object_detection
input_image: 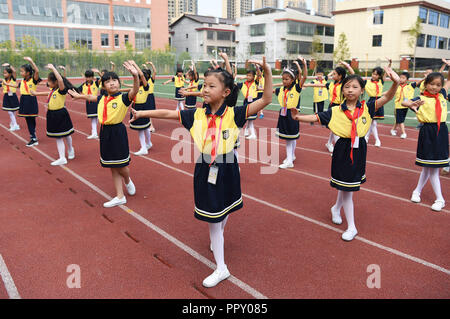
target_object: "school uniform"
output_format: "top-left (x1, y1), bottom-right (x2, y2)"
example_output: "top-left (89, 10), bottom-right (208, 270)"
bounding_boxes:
top-left (394, 82), bottom-right (417, 124)
top-left (311, 78), bottom-right (328, 113)
top-left (78, 80), bottom-right (99, 118)
top-left (316, 99), bottom-right (376, 191)
top-left (18, 78), bottom-right (40, 117)
top-left (172, 75), bottom-right (185, 100)
top-left (97, 92), bottom-right (132, 168)
top-left (237, 81), bottom-right (258, 120)
top-left (178, 103), bottom-right (249, 223)
top-left (411, 88), bottom-right (449, 168)
top-left (129, 84), bottom-right (150, 130)
top-left (365, 79), bottom-right (384, 120)
top-left (419, 81), bottom-right (426, 94)
top-left (46, 88), bottom-right (74, 138)
top-left (2, 79), bottom-right (20, 111)
top-left (275, 83), bottom-right (301, 140)
top-left (185, 79), bottom-right (199, 109)
top-left (295, 78), bottom-right (303, 111)
top-left (146, 77), bottom-right (156, 110)
top-left (255, 76), bottom-right (265, 101)
top-left (326, 81), bottom-right (343, 109)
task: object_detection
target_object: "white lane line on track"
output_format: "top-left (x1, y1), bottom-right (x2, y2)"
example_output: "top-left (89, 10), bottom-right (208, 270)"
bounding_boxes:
top-left (0, 123), bottom-right (268, 300)
top-left (0, 254), bottom-right (21, 299)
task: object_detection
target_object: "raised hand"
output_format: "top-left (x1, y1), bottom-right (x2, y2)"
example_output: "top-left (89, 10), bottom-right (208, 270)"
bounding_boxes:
top-left (58, 65), bottom-right (66, 70)
top-left (23, 57), bottom-right (34, 63)
top-left (409, 99), bottom-right (425, 112)
top-left (2, 63), bottom-right (10, 67)
top-left (129, 108), bottom-right (140, 123)
top-left (45, 64), bottom-right (56, 70)
top-left (384, 66), bottom-right (400, 83)
top-left (123, 61), bottom-right (138, 77)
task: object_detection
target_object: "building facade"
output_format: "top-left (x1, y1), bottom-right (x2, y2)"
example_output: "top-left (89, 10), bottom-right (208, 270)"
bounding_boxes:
top-left (333, 0), bottom-right (450, 69)
top-left (0, 0), bottom-right (169, 51)
top-left (254, 0), bottom-right (307, 10)
top-left (235, 7), bottom-right (335, 68)
top-left (311, 0), bottom-right (336, 17)
top-left (222, 0), bottom-right (253, 20)
top-left (168, 0), bottom-right (198, 24)
top-left (169, 14), bottom-right (236, 61)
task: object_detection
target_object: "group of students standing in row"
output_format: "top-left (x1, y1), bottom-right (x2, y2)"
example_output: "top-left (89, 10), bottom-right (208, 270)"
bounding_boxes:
top-left (1, 54), bottom-right (449, 289)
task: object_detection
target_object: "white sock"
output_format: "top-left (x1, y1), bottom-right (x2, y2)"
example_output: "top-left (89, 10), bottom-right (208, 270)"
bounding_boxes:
top-left (8, 111), bottom-right (17, 127)
top-left (333, 190), bottom-right (344, 212)
top-left (342, 191), bottom-right (356, 231)
top-left (138, 130), bottom-right (146, 150)
top-left (292, 140), bottom-right (297, 158)
top-left (286, 140), bottom-right (294, 163)
top-left (371, 120), bottom-right (380, 142)
top-left (144, 128), bottom-right (151, 145)
top-left (178, 101), bottom-right (184, 111)
top-left (234, 149), bottom-right (239, 163)
top-left (209, 222), bottom-right (226, 271)
top-left (91, 118), bottom-right (98, 136)
top-left (56, 138), bottom-right (65, 159)
top-left (414, 167), bottom-right (430, 194)
top-left (248, 121), bottom-right (256, 136)
top-left (221, 216), bottom-right (229, 232)
top-left (65, 135), bottom-right (73, 152)
top-left (429, 168), bottom-right (444, 201)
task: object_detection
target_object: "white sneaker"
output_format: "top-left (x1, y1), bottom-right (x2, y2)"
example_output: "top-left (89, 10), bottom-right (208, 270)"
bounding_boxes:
top-left (293, 155), bottom-right (296, 162)
top-left (103, 196), bottom-right (126, 208)
top-left (331, 205), bottom-right (342, 225)
top-left (51, 157), bottom-right (67, 166)
top-left (87, 134), bottom-right (98, 139)
top-left (133, 148), bottom-right (148, 156)
top-left (279, 161), bottom-right (293, 169)
top-left (325, 143), bottom-right (334, 153)
top-left (146, 142), bottom-right (153, 150)
top-left (431, 200), bottom-right (445, 212)
top-left (246, 134), bottom-right (257, 140)
top-left (202, 267), bottom-right (231, 288)
top-left (365, 135), bottom-right (369, 143)
top-left (390, 129), bottom-right (397, 136)
top-left (374, 139), bottom-right (381, 147)
top-left (210, 243), bottom-right (213, 252)
top-left (125, 179), bottom-right (136, 196)
top-left (10, 124), bottom-right (20, 131)
top-left (68, 148), bottom-right (75, 160)
top-left (400, 133), bottom-right (407, 139)
top-left (411, 191), bottom-right (421, 203)
top-left (341, 228), bottom-right (358, 241)
top-left (150, 126), bottom-right (155, 133)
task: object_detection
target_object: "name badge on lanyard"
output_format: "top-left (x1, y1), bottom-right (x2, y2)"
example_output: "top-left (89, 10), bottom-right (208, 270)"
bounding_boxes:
top-left (247, 96), bottom-right (253, 103)
top-left (8, 91), bottom-right (13, 96)
top-left (280, 107), bottom-right (287, 116)
top-left (318, 89), bottom-right (322, 96)
top-left (353, 110), bottom-right (361, 149)
top-left (208, 165), bottom-right (219, 185)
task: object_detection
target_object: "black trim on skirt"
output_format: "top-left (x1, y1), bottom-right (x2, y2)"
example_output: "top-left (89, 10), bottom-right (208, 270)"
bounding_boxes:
top-left (2, 93), bottom-right (20, 111)
top-left (86, 101), bottom-right (98, 118)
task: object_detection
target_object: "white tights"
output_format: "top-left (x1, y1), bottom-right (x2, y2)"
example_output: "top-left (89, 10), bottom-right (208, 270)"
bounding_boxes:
top-left (176, 100), bottom-right (185, 111)
top-left (90, 118), bottom-right (98, 136)
top-left (8, 111), bottom-right (17, 127)
top-left (333, 191), bottom-right (356, 231)
top-left (56, 136), bottom-right (73, 160)
top-left (414, 167), bottom-right (444, 201)
top-left (286, 140), bottom-right (296, 163)
top-left (209, 216), bottom-right (229, 271)
top-left (367, 120), bottom-right (380, 142)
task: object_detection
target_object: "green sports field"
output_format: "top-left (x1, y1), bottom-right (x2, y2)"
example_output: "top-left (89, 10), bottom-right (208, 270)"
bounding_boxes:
top-left (126, 78), bottom-right (449, 128)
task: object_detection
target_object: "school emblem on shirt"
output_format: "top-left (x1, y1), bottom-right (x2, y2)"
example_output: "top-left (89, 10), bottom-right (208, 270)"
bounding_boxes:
top-left (222, 129), bottom-right (229, 140)
top-left (112, 103), bottom-right (118, 109)
top-left (362, 116), bottom-right (367, 124)
top-left (139, 90), bottom-right (143, 94)
top-left (53, 94), bottom-right (57, 99)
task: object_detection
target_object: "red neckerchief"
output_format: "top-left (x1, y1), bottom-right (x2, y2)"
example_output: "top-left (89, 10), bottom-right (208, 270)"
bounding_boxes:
top-left (22, 79), bottom-right (29, 94)
top-left (6, 79), bottom-right (10, 92)
top-left (87, 82), bottom-right (92, 95)
top-left (423, 90), bottom-right (442, 134)
top-left (331, 81), bottom-right (341, 103)
top-left (102, 96), bottom-right (115, 125)
top-left (396, 84), bottom-right (407, 103)
top-left (371, 80), bottom-right (380, 96)
top-left (342, 101), bottom-right (365, 164)
top-left (203, 108), bottom-right (227, 166)
top-left (283, 87), bottom-right (290, 107)
top-left (244, 81), bottom-right (254, 99)
top-left (47, 88), bottom-right (57, 103)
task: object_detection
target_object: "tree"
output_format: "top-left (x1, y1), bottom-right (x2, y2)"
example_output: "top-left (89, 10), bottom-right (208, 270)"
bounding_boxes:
top-left (333, 32), bottom-right (350, 66)
top-left (407, 17), bottom-right (423, 77)
top-left (310, 34), bottom-right (324, 73)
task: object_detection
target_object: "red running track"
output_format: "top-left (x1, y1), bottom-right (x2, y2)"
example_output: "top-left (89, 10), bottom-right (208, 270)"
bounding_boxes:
top-left (0, 90), bottom-right (449, 299)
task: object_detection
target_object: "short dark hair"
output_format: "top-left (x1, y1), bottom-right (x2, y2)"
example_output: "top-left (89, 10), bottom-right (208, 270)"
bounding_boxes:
top-left (334, 66), bottom-right (346, 81)
top-left (85, 70), bottom-right (94, 77)
top-left (101, 71), bottom-right (120, 87)
top-left (246, 70), bottom-right (256, 77)
top-left (424, 72), bottom-right (444, 87)
top-left (48, 72), bottom-right (75, 90)
top-left (316, 68), bottom-right (324, 74)
top-left (340, 74), bottom-right (365, 100)
top-left (400, 71), bottom-right (410, 80)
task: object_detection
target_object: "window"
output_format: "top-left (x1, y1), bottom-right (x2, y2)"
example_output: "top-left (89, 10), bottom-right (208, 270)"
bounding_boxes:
top-left (372, 35), bottom-right (382, 47)
top-left (186, 47), bottom-right (189, 52)
top-left (113, 5), bottom-right (150, 28)
top-left (135, 32), bottom-right (151, 50)
top-left (15, 25), bottom-right (64, 49)
top-left (373, 10), bottom-right (383, 24)
top-left (207, 31), bottom-right (215, 40)
top-left (44, 8), bottom-right (52, 17)
top-left (287, 21), bottom-right (315, 36)
top-left (250, 24), bottom-right (265, 36)
top-left (0, 24), bottom-right (10, 42)
top-left (440, 14), bottom-right (449, 28)
top-left (31, 6), bottom-right (41, 16)
top-left (315, 25), bottom-right (324, 35)
top-left (428, 10), bottom-right (439, 26)
top-left (448, 39), bottom-right (450, 50)
top-left (0, 4), bottom-right (8, 14)
top-left (416, 34), bottom-right (425, 47)
top-left (419, 7), bottom-right (427, 23)
top-left (113, 13), bottom-right (121, 22)
top-left (324, 43), bottom-right (334, 53)
top-left (69, 29), bottom-right (92, 49)
top-left (85, 9), bottom-right (93, 20)
top-left (114, 34), bottom-right (119, 47)
top-left (97, 11), bottom-right (105, 20)
top-left (186, 33), bottom-right (188, 39)
top-left (426, 35), bottom-right (436, 48)
top-left (217, 31), bottom-right (232, 41)
top-left (124, 34), bottom-right (129, 44)
top-left (438, 37), bottom-right (446, 49)
top-left (18, 5), bottom-right (27, 15)
top-left (101, 33), bottom-right (109, 47)
top-left (250, 42), bottom-right (265, 54)
top-left (56, 8), bottom-right (63, 17)
top-left (287, 40), bottom-right (312, 54)
top-left (325, 26), bottom-right (334, 36)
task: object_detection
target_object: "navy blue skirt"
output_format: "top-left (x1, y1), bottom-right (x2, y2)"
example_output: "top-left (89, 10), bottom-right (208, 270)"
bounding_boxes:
top-left (193, 153), bottom-right (243, 223)
top-left (175, 87), bottom-right (185, 100)
top-left (276, 109), bottom-right (299, 140)
top-left (18, 95), bottom-right (38, 117)
top-left (185, 95), bottom-right (197, 109)
top-left (130, 103), bottom-right (151, 130)
top-left (416, 123), bottom-right (449, 168)
top-left (99, 123), bottom-right (130, 168)
top-left (369, 97), bottom-right (384, 120)
top-left (147, 93), bottom-right (156, 110)
top-left (330, 137), bottom-right (367, 192)
top-left (86, 101), bottom-right (98, 118)
top-left (2, 93), bottom-right (19, 111)
top-left (395, 108), bottom-right (408, 124)
top-left (244, 98), bottom-right (257, 121)
top-left (46, 108), bottom-right (74, 138)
